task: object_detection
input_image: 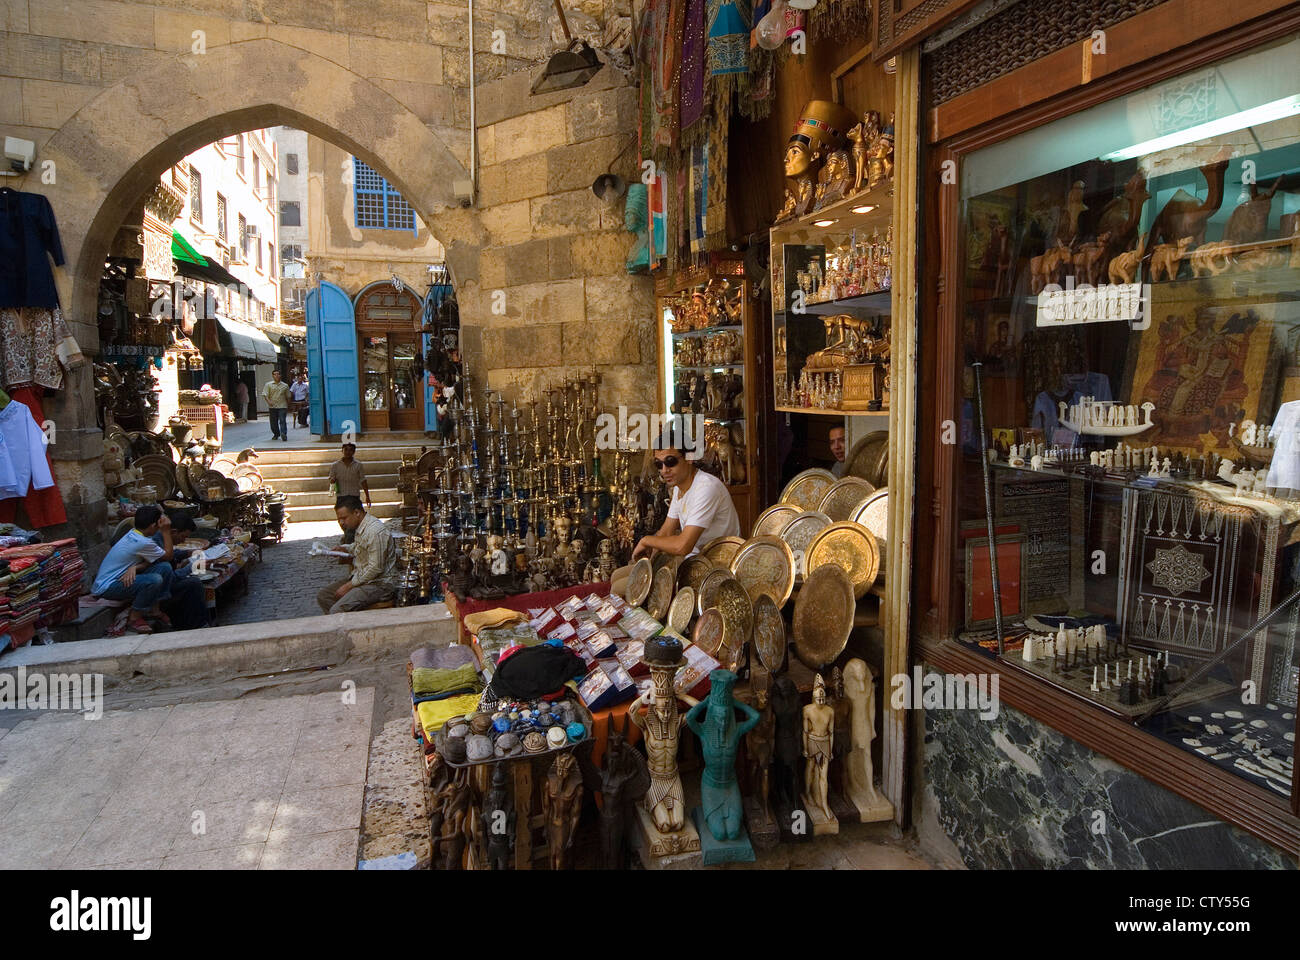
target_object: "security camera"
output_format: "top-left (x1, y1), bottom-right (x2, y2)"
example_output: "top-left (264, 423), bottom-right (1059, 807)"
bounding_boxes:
top-left (4, 137), bottom-right (35, 174)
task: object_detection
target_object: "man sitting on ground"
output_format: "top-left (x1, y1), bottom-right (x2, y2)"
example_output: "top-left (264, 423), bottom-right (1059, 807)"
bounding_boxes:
top-left (92, 505), bottom-right (175, 633)
top-left (154, 513), bottom-right (209, 630)
top-left (316, 495), bottom-right (399, 614)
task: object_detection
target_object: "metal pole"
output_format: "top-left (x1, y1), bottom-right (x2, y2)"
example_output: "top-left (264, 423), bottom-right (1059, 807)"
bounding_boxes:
top-left (971, 362), bottom-right (1005, 655)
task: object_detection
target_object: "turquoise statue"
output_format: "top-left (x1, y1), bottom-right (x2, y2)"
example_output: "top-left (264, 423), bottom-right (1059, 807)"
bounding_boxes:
top-left (625, 183), bottom-right (650, 275)
top-left (685, 669), bottom-right (760, 863)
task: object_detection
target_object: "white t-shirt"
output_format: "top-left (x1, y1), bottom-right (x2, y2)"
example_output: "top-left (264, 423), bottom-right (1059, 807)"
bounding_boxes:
top-left (667, 469), bottom-right (740, 556)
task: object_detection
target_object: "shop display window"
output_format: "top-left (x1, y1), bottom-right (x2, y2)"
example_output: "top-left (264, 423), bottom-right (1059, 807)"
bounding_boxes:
top-left (953, 36), bottom-right (1299, 800)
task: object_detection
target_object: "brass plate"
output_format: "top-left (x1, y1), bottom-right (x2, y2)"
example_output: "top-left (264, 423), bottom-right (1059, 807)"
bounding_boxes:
top-left (806, 521), bottom-right (880, 599)
top-left (652, 549), bottom-right (682, 582)
top-left (728, 535), bottom-right (796, 607)
top-left (792, 564), bottom-right (855, 670)
top-left (692, 608), bottom-right (726, 659)
top-left (845, 431), bottom-right (888, 486)
top-left (779, 468), bottom-right (836, 511)
top-left (677, 554), bottom-right (715, 592)
top-left (696, 568), bottom-right (736, 617)
top-left (667, 587), bottom-right (695, 634)
top-left (700, 535), bottom-right (744, 567)
top-left (646, 566), bottom-right (674, 621)
top-left (778, 510), bottom-right (833, 577)
top-left (752, 593), bottom-right (787, 674)
top-left (752, 502), bottom-right (800, 538)
top-left (712, 577), bottom-right (754, 669)
top-left (816, 476), bottom-right (876, 522)
top-left (626, 557), bottom-right (653, 607)
top-left (851, 489), bottom-right (889, 578)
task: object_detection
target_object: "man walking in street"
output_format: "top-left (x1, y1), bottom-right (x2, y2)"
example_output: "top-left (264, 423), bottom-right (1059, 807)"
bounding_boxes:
top-left (317, 495), bottom-right (398, 614)
top-left (290, 373), bottom-right (310, 428)
top-left (262, 368), bottom-right (290, 441)
top-left (328, 443), bottom-right (371, 544)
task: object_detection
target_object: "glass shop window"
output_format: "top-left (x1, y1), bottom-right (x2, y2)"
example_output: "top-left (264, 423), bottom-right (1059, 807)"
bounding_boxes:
top-left (953, 35), bottom-right (1299, 797)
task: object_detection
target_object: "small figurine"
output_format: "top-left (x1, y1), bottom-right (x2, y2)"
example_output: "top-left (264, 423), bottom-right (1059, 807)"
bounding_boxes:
top-left (541, 752), bottom-right (583, 871)
top-left (685, 669), bottom-right (761, 844)
top-left (801, 674), bottom-right (835, 822)
top-left (482, 763), bottom-right (514, 870)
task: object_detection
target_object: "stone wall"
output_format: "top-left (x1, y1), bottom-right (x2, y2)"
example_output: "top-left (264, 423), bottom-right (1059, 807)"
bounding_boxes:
top-left (916, 666), bottom-right (1297, 869)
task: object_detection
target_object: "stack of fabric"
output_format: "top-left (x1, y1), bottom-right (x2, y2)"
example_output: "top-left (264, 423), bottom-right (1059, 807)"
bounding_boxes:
top-left (32, 539), bottom-right (84, 626)
top-left (0, 556), bottom-right (44, 649)
top-left (406, 644), bottom-right (483, 754)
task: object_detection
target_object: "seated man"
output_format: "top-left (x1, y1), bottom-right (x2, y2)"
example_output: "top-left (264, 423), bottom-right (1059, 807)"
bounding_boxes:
top-left (155, 513), bottom-right (209, 630)
top-left (92, 505), bottom-right (175, 633)
top-left (632, 426), bottom-right (740, 560)
top-left (316, 495), bottom-right (399, 614)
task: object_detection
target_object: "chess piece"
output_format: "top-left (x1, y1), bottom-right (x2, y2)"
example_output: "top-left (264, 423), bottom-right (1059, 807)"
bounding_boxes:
top-left (685, 669), bottom-right (761, 861)
top-left (842, 659), bottom-right (892, 821)
top-left (541, 752), bottom-right (583, 871)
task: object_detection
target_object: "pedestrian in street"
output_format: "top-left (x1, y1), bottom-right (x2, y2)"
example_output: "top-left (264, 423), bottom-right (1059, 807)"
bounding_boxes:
top-left (92, 505), bottom-right (175, 633)
top-left (317, 495), bottom-right (399, 614)
top-left (262, 368), bottom-right (290, 441)
top-left (328, 443), bottom-right (371, 544)
top-left (290, 373), bottom-right (310, 428)
top-left (235, 379), bottom-right (249, 421)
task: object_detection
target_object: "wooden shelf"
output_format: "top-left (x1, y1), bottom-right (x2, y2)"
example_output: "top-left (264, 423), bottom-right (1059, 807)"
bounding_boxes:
top-left (775, 406), bottom-right (890, 419)
top-left (673, 364), bottom-right (744, 372)
top-left (773, 184), bottom-right (895, 235)
top-left (672, 325), bottom-right (743, 338)
top-left (799, 289), bottom-right (892, 315)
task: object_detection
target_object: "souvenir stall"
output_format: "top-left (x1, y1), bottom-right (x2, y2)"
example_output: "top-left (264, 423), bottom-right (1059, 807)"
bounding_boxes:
top-left (912, 2), bottom-right (1300, 862)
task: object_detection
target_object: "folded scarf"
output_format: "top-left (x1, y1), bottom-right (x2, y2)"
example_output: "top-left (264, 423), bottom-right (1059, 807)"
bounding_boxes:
top-left (410, 662), bottom-right (482, 696)
top-left (463, 607), bottom-right (528, 634)
top-left (416, 693), bottom-right (482, 740)
top-left (409, 644), bottom-right (477, 672)
top-left (412, 687), bottom-right (480, 705)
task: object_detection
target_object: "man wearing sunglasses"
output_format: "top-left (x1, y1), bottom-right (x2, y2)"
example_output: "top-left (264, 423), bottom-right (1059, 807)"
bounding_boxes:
top-left (631, 437), bottom-right (739, 561)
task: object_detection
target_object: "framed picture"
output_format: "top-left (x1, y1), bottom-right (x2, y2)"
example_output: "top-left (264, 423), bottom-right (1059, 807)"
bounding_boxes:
top-left (964, 533), bottom-right (1027, 628)
top-left (991, 427), bottom-right (1016, 458)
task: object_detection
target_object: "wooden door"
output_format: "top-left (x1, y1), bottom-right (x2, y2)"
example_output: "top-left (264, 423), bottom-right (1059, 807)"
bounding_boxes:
top-left (388, 334), bottom-right (421, 431)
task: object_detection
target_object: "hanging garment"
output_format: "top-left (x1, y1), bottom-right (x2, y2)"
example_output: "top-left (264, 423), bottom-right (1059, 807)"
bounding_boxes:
top-left (0, 188), bottom-right (65, 310)
top-left (0, 387), bottom-right (65, 528)
top-left (0, 307), bottom-right (84, 391)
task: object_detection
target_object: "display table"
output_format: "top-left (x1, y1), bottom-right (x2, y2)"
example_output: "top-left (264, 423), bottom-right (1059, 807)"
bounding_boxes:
top-left (202, 545), bottom-right (259, 625)
top-left (445, 581), bottom-right (614, 647)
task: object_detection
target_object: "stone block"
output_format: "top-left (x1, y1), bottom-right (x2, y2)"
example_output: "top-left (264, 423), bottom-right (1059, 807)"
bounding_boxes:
top-left (569, 230), bottom-right (632, 277)
top-left (548, 235), bottom-right (575, 279)
top-left (469, 278), bottom-right (585, 327)
top-left (480, 198), bottom-right (532, 246)
top-left (154, 10), bottom-right (232, 53)
top-left (31, 0), bottom-right (155, 47)
top-left (584, 273), bottom-right (654, 322)
top-left (444, 239), bottom-right (482, 287)
top-left (478, 246), bottom-right (508, 290)
top-left (529, 188), bottom-right (602, 239)
top-left (0, 78), bottom-right (22, 125)
top-left (481, 324), bottom-right (564, 369)
top-left (0, 0), bottom-right (28, 31)
top-left (569, 85), bottom-right (639, 143)
top-left (337, 0), bottom-right (428, 41)
top-left (267, 24), bottom-right (352, 65)
top-left (475, 154), bottom-right (548, 206)
top-left (373, 79), bottom-right (455, 125)
top-left (502, 238), bottom-right (551, 286)
top-left (254, 0), bottom-right (339, 30)
top-left (546, 134), bottom-right (627, 193)
top-left (349, 35), bottom-right (442, 85)
top-left (21, 79), bottom-right (98, 129)
top-left (597, 360), bottom-right (658, 414)
top-left (231, 22), bottom-right (269, 42)
top-left (482, 103), bottom-right (568, 166)
top-left (562, 318), bottom-right (643, 365)
top-left (0, 33), bottom-right (64, 82)
top-left (59, 43), bottom-right (103, 85)
top-left (442, 49), bottom-right (517, 88)
top-left (99, 44), bottom-right (170, 84)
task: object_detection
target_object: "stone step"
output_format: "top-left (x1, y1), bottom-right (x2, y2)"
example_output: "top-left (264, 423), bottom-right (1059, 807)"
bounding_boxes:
top-left (265, 474), bottom-right (399, 494)
top-left (286, 500), bottom-right (410, 522)
top-left (258, 459), bottom-right (405, 479)
top-left (250, 444), bottom-right (439, 466)
top-left (286, 488), bottom-right (402, 507)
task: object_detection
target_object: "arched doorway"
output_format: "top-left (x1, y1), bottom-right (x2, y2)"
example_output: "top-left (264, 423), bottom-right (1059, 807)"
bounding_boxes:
top-left (353, 282), bottom-right (425, 433)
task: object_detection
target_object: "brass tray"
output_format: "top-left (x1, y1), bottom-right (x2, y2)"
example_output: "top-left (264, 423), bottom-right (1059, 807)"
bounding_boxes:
top-left (652, 549), bottom-right (682, 582)
top-left (779, 468), bottom-right (836, 511)
top-left (625, 557), bottom-right (653, 607)
top-left (667, 587), bottom-right (695, 634)
top-left (817, 475), bottom-right (876, 522)
top-left (792, 563), bottom-right (856, 670)
top-left (806, 521), bottom-right (880, 598)
top-left (752, 593), bottom-right (787, 674)
top-left (700, 535), bottom-right (744, 567)
top-left (677, 554), bottom-right (715, 592)
top-left (845, 430), bottom-right (889, 487)
top-left (851, 489), bottom-right (889, 577)
top-left (646, 566), bottom-right (674, 621)
top-left (729, 535), bottom-right (796, 607)
top-left (696, 568), bottom-right (736, 617)
top-left (751, 502), bottom-right (800, 539)
top-left (692, 608), bottom-right (726, 660)
top-left (712, 577), bottom-right (754, 667)
top-left (778, 510), bottom-right (833, 578)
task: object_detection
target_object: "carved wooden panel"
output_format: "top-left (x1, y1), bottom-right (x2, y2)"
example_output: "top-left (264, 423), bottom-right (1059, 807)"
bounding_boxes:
top-left (925, 0), bottom-right (1172, 105)
top-left (874, 0), bottom-right (982, 62)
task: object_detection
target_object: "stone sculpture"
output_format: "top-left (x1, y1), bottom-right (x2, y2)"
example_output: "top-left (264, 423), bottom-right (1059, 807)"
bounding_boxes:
top-left (541, 752), bottom-right (583, 871)
top-left (843, 658), bottom-right (893, 821)
top-left (685, 669), bottom-right (760, 862)
top-left (802, 673), bottom-right (835, 823)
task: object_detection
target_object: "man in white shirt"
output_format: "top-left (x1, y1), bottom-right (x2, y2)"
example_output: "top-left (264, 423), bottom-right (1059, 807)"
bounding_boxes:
top-left (631, 438), bottom-right (739, 560)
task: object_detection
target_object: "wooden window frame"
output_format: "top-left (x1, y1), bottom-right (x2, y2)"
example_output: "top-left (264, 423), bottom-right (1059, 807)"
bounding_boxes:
top-left (914, 5), bottom-right (1300, 854)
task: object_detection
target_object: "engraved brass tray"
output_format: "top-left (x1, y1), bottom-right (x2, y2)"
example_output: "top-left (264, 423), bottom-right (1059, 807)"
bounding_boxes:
top-left (851, 489), bottom-right (889, 576)
top-left (677, 554), bottom-right (715, 592)
top-left (711, 577), bottom-right (754, 668)
top-left (696, 568), bottom-right (736, 617)
top-left (752, 593), bottom-right (787, 674)
top-left (778, 510), bottom-right (833, 578)
top-left (752, 502), bottom-right (800, 539)
top-left (652, 549), bottom-right (682, 582)
top-left (692, 608), bottom-right (726, 660)
top-left (779, 468), bottom-right (836, 511)
top-left (845, 431), bottom-right (889, 488)
top-left (806, 521), bottom-right (880, 599)
top-left (817, 476), bottom-right (876, 522)
top-left (667, 587), bottom-right (695, 634)
top-left (625, 557), bottom-right (653, 607)
top-left (729, 535), bottom-right (796, 607)
top-left (646, 566), bottom-right (674, 621)
top-left (792, 564), bottom-right (856, 670)
top-left (700, 535), bottom-right (744, 567)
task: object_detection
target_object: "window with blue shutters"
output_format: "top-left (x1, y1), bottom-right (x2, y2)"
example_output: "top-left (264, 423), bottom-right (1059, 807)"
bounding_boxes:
top-left (352, 157), bottom-right (417, 234)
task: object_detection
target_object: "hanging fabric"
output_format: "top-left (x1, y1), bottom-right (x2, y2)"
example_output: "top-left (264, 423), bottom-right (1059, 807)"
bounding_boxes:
top-left (0, 386), bottom-right (65, 528)
top-left (679, 0), bottom-right (709, 138)
top-left (0, 188), bottom-right (65, 310)
top-left (640, 0), bottom-right (687, 159)
top-left (0, 307), bottom-right (85, 392)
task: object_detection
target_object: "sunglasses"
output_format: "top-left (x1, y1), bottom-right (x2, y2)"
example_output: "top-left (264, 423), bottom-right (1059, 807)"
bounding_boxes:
top-left (653, 456), bottom-right (681, 470)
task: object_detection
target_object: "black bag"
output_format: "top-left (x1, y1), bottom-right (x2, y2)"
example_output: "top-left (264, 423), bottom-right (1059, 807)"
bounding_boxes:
top-left (490, 645), bottom-right (586, 701)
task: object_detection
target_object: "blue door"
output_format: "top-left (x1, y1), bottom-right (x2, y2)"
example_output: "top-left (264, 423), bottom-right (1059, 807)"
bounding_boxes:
top-left (305, 282), bottom-right (362, 438)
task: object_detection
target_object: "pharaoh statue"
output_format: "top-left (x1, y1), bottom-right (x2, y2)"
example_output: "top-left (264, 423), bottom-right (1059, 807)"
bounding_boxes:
top-left (802, 673), bottom-right (835, 821)
top-left (776, 100), bottom-right (859, 222)
top-left (685, 669), bottom-right (761, 843)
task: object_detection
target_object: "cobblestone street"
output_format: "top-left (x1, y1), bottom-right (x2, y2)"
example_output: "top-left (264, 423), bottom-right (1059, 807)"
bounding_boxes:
top-left (218, 520), bottom-right (351, 625)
